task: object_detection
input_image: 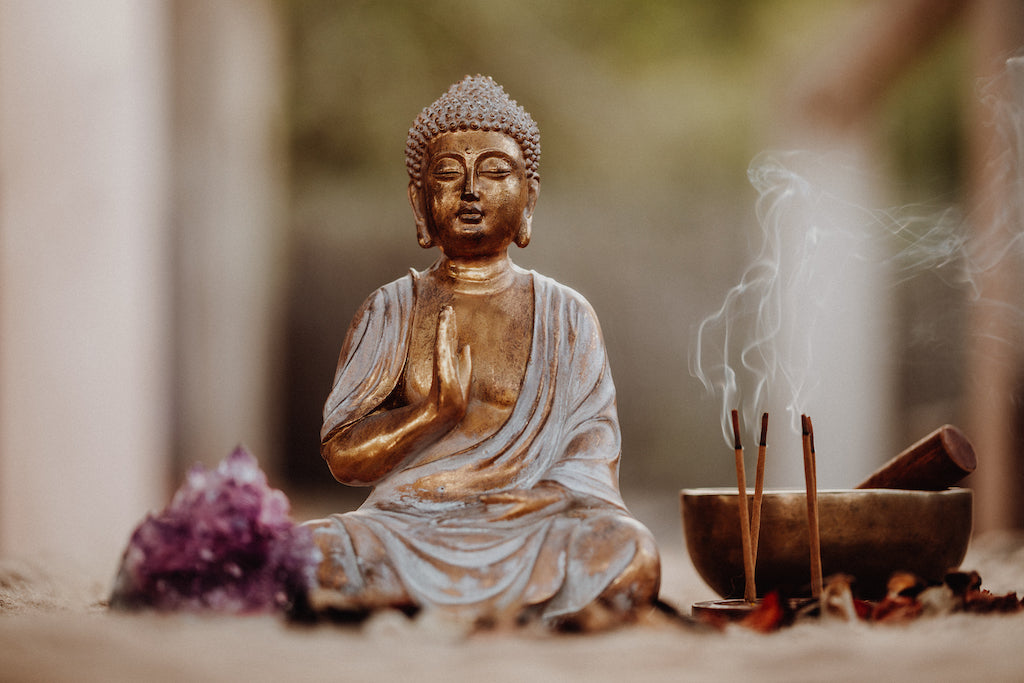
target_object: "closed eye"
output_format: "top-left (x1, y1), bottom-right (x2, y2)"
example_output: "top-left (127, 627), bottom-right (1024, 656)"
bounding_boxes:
top-left (478, 158), bottom-right (514, 177)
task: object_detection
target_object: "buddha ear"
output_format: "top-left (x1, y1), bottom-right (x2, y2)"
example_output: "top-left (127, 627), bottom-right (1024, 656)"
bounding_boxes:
top-left (515, 177), bottom-right (540, 248)
top-left (408, 182), bottom-right (434, 248)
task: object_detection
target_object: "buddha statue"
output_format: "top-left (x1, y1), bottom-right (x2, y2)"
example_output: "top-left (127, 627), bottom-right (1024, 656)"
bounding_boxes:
top-left (305, 75), bottom-right (660, 625)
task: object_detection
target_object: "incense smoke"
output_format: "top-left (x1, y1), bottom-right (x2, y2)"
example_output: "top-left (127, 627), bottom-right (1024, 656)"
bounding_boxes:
top-left (690, 57), bottom-right (1024, 451)
top-left (689, 150), bottom-right (880, 447)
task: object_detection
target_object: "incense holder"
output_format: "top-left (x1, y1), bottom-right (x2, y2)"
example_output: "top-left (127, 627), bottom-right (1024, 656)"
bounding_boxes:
top-left (681, 487), bottom-right (972, 599)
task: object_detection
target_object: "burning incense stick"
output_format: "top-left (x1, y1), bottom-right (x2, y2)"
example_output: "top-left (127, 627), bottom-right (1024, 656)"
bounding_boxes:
top-left (808, 416), bottom-right (823, 597)
top-left (731, 409), bottom-right (756, 603)
top-left (801, 414), bottom-right (823, 598)
top-left (808, 416), bottom-right (818, 485)
top-left (750, 412), bottom-right (768, 561)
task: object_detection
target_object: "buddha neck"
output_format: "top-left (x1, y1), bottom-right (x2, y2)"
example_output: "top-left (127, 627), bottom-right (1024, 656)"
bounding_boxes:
top-left (438, 254), bottom-right (517, 295)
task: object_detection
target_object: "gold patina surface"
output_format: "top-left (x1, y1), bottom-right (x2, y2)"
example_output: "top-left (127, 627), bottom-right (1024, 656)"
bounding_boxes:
top-left (306, 76), bottom-right (660, 625)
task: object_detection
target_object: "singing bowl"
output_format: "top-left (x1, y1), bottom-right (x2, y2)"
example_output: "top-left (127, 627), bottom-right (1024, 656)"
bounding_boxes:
top-left (681, 487), bottom-right (972, 599)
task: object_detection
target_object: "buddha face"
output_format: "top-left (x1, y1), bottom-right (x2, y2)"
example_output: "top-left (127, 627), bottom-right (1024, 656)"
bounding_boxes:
top-left (410, 130), bottom-right (539, 259)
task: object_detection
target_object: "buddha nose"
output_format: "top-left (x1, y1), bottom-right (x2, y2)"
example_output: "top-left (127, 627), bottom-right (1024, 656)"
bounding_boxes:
top-left (461, 172), bottom-right (478, 199)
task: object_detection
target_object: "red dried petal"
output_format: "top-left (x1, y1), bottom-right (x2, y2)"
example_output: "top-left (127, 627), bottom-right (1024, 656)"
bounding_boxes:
top-left (740, 592), bottom-right (791, 633)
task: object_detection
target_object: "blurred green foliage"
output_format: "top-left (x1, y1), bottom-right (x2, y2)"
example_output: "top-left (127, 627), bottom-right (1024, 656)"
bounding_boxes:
top-left (284, 0), bottom-right (867, 194)
top-left (285, 0), bottom-right (966, 197)
top-left (881, 29), bottom-right (969, 201)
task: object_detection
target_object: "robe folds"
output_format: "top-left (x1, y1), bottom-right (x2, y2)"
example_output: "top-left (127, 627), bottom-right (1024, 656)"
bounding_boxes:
top-left (307, 269), bottom-right (659, 619)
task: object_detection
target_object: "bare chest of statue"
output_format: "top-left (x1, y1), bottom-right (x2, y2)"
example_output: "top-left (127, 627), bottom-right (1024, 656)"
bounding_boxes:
top-left (401, 269), bottom-right (534, 433)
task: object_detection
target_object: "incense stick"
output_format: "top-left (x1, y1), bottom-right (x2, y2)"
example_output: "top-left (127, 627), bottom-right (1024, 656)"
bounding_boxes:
top-left (808, 416), bottom-right (822, 597)
top-left (808, 416), bottom-right (818, 485)
top-left (801, 414), bottom-right (823, 598)
top-left (731, 409), bottom-right (756, 603)
top-left (750, 412), bottom-right (768, 562)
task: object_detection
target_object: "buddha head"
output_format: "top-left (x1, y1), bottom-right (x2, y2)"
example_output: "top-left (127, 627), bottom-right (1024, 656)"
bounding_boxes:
top-left (406, 76), bottom-right (541, 255)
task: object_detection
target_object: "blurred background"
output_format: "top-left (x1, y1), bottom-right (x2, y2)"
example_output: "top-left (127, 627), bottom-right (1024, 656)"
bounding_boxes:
top-left (2, 0), bottom-right (1022, 579)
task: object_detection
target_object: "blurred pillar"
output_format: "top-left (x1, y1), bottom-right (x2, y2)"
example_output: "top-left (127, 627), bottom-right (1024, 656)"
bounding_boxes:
top-left (763, 2), bottom-right (914, 488)
top-left (171, 1), bottom-right (288, 474)
top-left (0, 2), bottom-right (172, 578)
top-left (963, 0), bottom-right (1024, 532)
top-left (759, 142), bottom-right (894, 491)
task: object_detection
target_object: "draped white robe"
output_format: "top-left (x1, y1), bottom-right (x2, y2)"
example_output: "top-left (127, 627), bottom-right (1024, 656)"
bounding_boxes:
top-left (307, 270), bottom-right (657, 619)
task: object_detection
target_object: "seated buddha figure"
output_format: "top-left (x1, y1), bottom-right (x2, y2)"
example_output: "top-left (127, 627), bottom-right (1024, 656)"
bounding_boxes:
top-left (305, 75), bottom-right (660, 624)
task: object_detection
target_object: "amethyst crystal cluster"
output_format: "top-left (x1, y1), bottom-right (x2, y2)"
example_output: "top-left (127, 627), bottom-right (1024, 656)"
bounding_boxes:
top-left (110, 446), bottom-right (320, 613)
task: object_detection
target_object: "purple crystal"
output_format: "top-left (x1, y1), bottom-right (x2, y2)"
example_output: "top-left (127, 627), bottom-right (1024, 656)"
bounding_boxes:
top-left (109, 446), bottom-right (319, 613)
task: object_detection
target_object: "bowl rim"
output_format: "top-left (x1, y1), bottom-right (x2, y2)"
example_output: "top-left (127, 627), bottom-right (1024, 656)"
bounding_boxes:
top-left (680, 486), bottom-right (973, 497)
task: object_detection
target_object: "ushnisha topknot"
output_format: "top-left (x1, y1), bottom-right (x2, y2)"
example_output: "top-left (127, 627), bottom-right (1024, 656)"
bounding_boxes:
top-left (405, 75), bottom-right (540, 187)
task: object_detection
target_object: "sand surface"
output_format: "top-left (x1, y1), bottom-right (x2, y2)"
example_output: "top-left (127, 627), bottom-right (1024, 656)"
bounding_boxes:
top-left (4, 516), bottom-right (1024, 682)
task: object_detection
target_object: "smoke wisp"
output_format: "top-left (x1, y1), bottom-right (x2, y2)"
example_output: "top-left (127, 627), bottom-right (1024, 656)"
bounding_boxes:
top-left (691, 75), bottom-right (1024, 450)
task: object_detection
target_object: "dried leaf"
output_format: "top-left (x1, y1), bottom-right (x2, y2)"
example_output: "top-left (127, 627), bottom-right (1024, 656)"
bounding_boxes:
top-left (740, 591), bottom-right (792, 632)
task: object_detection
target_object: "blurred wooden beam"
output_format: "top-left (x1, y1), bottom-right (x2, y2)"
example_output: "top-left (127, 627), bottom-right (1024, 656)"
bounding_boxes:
top-left (963, 0), bottom-right (1024, 532)
top-left (789, 0), bottom-right (967, 131)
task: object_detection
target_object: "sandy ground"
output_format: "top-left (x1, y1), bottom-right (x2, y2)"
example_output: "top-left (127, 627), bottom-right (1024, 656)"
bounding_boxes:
top-left (4, 507), bottom-right (1024, 682)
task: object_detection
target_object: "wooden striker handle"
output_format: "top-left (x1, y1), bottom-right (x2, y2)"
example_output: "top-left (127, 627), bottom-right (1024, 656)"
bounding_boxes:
top-left (855, 424), bottom-right (976, 490)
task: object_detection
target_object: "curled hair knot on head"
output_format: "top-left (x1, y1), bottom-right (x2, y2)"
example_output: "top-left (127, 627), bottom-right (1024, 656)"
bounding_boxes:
top-left (405, 75), bottom-right (540, 187)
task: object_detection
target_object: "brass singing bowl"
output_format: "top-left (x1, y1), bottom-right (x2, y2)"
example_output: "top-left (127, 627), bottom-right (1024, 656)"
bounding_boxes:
top-left (681, 487), bottom-right (973, 599)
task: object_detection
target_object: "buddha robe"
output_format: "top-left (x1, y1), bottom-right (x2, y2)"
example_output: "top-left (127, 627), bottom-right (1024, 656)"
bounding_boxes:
top-left (306, 270), bottom-right (658, 620)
